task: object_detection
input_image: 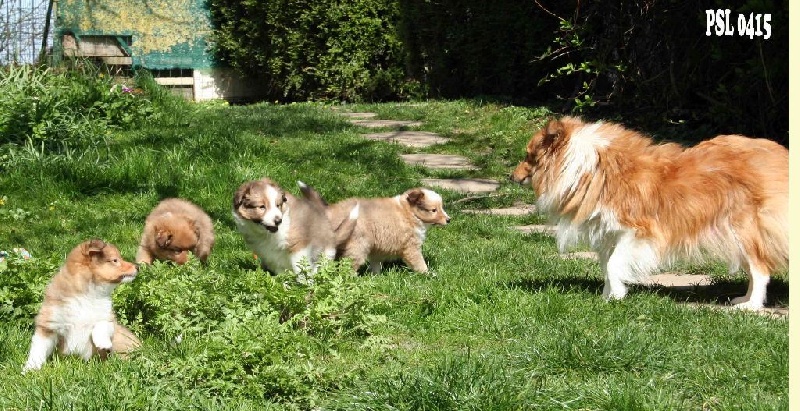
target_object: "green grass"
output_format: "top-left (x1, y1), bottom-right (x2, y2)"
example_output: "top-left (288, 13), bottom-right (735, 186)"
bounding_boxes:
top-left (0, 100), bottom-right (788, 410)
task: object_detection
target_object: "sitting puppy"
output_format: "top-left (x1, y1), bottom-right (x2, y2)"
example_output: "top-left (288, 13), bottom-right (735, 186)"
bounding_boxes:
top-left (136, 198), bottom-right (215, 265)
top-left (23, 239), bottom-right (141, 372)
top-left (327, 188), bottom-right (450, 274)
top-left (232, 179), bottom-right (358, 278)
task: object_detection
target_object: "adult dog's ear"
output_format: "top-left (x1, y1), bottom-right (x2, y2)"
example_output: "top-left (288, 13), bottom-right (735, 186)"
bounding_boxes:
top-left (406, 189), bottom-right (424, 205)
top-left (543, 118), bottom-right (565, 141)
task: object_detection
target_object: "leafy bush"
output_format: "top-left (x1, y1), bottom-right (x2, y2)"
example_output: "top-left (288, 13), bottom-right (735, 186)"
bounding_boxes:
top-left (114, 257), bottom-right (386, 403)
top-left (537, 0), bottom-right (788, 142)
top-left (398, 0), bottom-right (562, 102)
top-left (0, 249), bottom-right (56, 324)
top-left (208, 0), bottom-right (413, 102)
top-left (0, 64), bottom-right (187, 152)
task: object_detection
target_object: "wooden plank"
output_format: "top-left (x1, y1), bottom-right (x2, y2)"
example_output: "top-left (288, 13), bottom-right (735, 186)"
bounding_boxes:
top-left (155, 77), bottom-right (195, 86)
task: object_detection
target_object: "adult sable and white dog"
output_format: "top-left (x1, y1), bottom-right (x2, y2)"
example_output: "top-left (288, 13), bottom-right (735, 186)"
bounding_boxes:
top-left (326, 188), bottom-right (450, 274)
top-left (511, 116), bottom-right (788, 310)
top-left (232, 178), bottom-right (358, 278)
top-left (23, 239), bottom-right (141, 372)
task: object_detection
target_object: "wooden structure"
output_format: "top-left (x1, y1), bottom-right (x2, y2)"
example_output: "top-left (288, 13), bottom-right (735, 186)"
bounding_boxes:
top-left (55, 0), bottom-right (265, 101)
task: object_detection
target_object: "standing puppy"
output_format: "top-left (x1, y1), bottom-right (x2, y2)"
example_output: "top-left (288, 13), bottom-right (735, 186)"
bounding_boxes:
top-left (327, 188), bottom-right (450, 274)
top-left (232, 179), bottom-right (358, 277)
top-left (136, 198), bottom-right (215, 265)
top-left (23, 239), bottom-right (140, 372)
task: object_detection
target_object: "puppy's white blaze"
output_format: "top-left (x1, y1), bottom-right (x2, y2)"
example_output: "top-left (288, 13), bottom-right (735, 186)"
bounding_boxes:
top-left (557, 123), bottom-right (607, 197)
top-left (263, 185), bottom-right (283, 225)
top-left (421, 188), bottom-right (442, 203)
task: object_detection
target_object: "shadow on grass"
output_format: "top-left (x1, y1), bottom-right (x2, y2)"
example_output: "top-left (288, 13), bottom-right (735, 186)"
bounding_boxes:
top-left (507, 276), bottom-right (790, 309)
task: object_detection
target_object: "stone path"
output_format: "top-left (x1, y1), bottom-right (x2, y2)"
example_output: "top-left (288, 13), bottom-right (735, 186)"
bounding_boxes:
top-left (420, 178), bottom-right (500, 193)
top-left (363, 131), bottom-right (450, 148)
top-left (510, 224), bottom-right (557, 235)
top-left (341, 112), bottom-right (377, 119)
top-left (462, 204), bottom-right (537, 216)
top-left (350, 119), bottom-right (423, 128)
top-left (340, 109), bottom-right (787, 316)
top-left (400, 154), bottom-right (478, 170)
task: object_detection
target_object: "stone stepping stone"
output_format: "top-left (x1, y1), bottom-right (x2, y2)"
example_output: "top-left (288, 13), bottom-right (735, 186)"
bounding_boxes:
top-left (559, 251), bottom-right (598, 260)
top-left (341, 112), bottom-right (377, 119)
top-left (511, 224), bottom-right (557, 235)
top-left (645, 273), bottom-right (712, 288)
top-left (685, 302), bottom-right (788, 318)
top-left (351, 119), bottom-right (423, 128)
top-left (363, 131), bottom-right (450, 148)
top-left (421, 178), bottom-right (500, 193)
top-left (462, 205), bottom-right (537, 216)
top-left (400, 154), bottom-right (477, 170)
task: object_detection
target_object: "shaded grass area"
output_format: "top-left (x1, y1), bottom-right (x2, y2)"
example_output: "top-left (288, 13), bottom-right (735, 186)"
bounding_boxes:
top-left (0, 100), bottom-right (788, 410)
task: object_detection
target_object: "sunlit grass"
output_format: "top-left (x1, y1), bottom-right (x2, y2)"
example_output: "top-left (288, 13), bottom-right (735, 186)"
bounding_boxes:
top-left (0, 100), bottom-right (788, 410)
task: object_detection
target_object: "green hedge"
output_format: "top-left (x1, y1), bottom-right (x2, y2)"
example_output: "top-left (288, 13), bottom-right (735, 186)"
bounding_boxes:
top-left (208, 0), bottom-right (787, 142)
top-left (208, 0), bottom-right (413, 102)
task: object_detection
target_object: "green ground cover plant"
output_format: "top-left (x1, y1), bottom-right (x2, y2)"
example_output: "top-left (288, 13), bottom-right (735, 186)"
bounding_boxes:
top-left (0, 86), bottom-right (788, 409)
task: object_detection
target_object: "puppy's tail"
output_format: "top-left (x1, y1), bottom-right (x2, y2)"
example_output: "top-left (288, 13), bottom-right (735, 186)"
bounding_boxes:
top-left (297, 181), bottom-right (328, 207)
top-left (333, 202), bottom-right (359, 246)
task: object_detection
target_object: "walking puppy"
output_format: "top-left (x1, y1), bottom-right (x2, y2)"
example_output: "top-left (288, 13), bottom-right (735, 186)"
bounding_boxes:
top-left (136, 198), bottom-right (215, 265)
top-left (327, 188), bottom-right (450, 274)
top-left (510, 116), bottom-right (789, 310)
top-left (23, 239), bottom-right (140, 372)
top-left (232, 179), bottom-right (358, 278)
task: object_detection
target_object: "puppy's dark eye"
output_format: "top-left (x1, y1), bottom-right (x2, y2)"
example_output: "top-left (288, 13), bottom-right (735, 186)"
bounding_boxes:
top-left (259, 205), bottom-right (266, 210)
top-left (111, 258), bottom-right (119, 264)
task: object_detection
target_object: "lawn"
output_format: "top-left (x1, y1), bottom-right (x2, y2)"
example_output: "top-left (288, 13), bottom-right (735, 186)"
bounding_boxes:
top-left (0, 99), bottom-right (788, 410)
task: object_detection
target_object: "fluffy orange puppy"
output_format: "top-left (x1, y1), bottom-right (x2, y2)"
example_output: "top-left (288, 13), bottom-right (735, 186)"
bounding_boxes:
top-left (511, 116), bottom-right (788, 310)
top-left (23, 240), bottom-right (140, 372)
top-left (327, 188), bottom-right (450, 274)
top-left (136, 198), bottom-right (215, 265)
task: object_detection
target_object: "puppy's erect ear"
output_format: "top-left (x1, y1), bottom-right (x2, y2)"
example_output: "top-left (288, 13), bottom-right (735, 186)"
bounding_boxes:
top-left (156, 230), bottom-right (173, 248)
top-left (406, 189), bottom-right (425, 205)
top-left (233, 183), bottom-right (252, 208)
top-left (81, 239), bottom-right (106, 258)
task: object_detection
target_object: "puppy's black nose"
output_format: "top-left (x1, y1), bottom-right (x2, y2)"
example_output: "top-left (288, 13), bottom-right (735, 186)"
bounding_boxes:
top-left (274, 217), bottom-right (282, 226)
top-left (446, 217), bottom-right (451, 224)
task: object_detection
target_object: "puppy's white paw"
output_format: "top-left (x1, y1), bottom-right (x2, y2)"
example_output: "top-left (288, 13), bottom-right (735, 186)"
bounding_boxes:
top-left (21, 361), bottom-right (42, 374)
